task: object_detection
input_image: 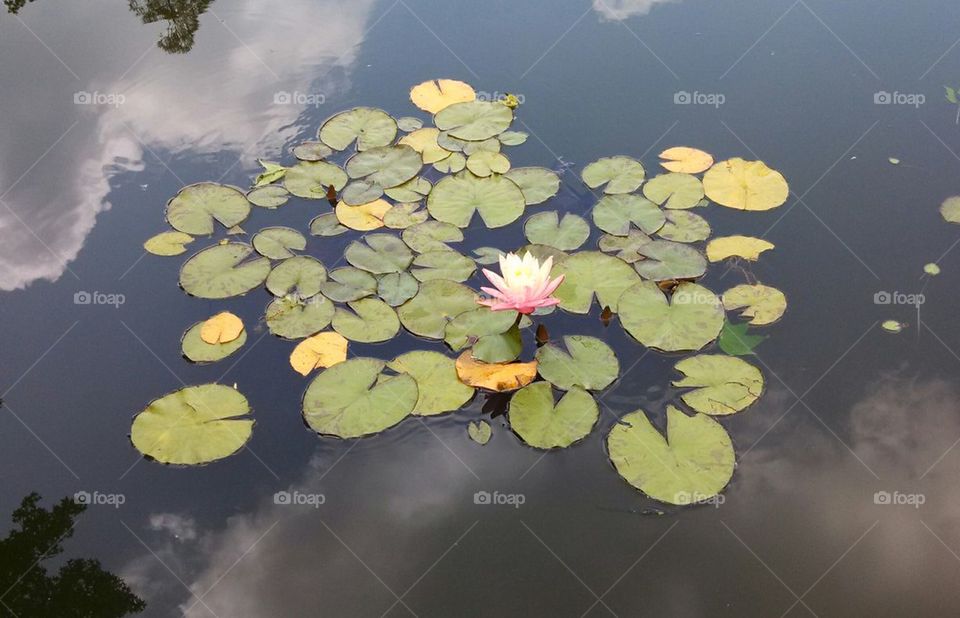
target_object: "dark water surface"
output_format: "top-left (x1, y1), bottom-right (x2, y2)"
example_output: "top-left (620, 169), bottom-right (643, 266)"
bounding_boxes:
top-left (2, 0), bottom-right (960, 615)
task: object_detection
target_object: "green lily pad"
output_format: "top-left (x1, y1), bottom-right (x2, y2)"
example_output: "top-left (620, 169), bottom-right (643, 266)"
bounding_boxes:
top-left (552, 251), bottom-right (641, 314)
top-left (593, 194), bottom-right (665, 236)
top-left (302, 358), bottom-right (417, 438)
top-left (396, 116), bottom-right (423, 132)
top-left (318, 267), bottom-right (377, 302)
top-left (444, 307), bottom-right (518, 350)
top-left (618, 281), bottom-right (724, 352)
top-left (499, 131), bottom-right (528, 146)
top-left (284, 161), bottom-right (348, 198)
top-left (633, 240), bottom-right (707, 281)
top-left (402, 220), bottom-right (464, 253)
top-left (345, 234), bottom-right (414, 274)
top-left (383, 203), bottom-right (430, 229)
top-left (582, 156), bottom-right (645, 194)
top-left (131, 384), bottom-right (254, 465)
top-left (144, 231), bottom-right (194, 256)
top-left (535, 335), bottom-right (619, 391)
top-left (472, 247), bottom-right (504, 264)
top-left (332, 298), bottom-right (400, 343)
top-left (293, 141), bottom-right (334, 161)
top-left (462, 138), bottom-right (501, 156)
top-left (433, 152), bottom-right (466, 173)
top-left (397, 280), bottom-right (477, 339)
top-left (246, 185), bottom-right (290, 209)
top-left (468, 420), bottom-right (492, 444)
top-left (657, 211), bottom-right (711, 243)
top-left (319, 107), bottom-right (398, 151)
top-left (384, 177), bottom-right (432, 203)
top-left (166, 183), bottom-right (251, 235)
top-left (265, 295), bottom-right (335, 339)
top-left (434, 100), bottom-right (513, 141)
top-left (643, 173), bottom-right (704, 210)
top-left (722, 284), bottom-right (787, 325)
top-left (717, 321), bottom-right (765, 356)
top-left (607, 406), bottom-right (734, 505)
top-left (472, 325), bottom-right (523, 363)
top-left (524, 211), bottom-right (589, 251)
top-left (346, 145), bottom-right (422, 189)
top-left (265, 256), bottom-right (326, 298)
top-left (509, 382), bottom-right (598, 449)
top-left (377, 272), bottom-right (419, 306)
top-left (437, 131), bottom-right (469, 152)
top-left (179, 243), bottom-right (270, 299)
top-left (252, 226), bottom-right (306, 260)
top-left (340, 180), bottom-right (384, 205)
top-left (466, 151), bottom-right (511, 177)
top-left (673, 355), bottom-right (763, 416)
top-left (309, 213), bottom-right (349, 237)
top-left (427, 172), bottom-right (526, 228)
top-left (504, 167), bottom-right (560, 205)
top-left (411, 250), bottom-right (476, 282)
top-left (181, 321), bottom-right (247, 363)
top-left (597, 230), bottom-right (652, 263)
top-left (387, 351), bottom-right (474, 415)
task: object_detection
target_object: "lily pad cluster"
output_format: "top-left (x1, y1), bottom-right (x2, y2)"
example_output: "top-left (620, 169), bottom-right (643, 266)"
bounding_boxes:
top-left (136, 79), bottom-right (790, 506)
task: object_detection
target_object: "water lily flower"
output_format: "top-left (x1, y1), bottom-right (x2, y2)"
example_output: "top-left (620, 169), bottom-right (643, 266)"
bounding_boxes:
top-left (478, 251), bottom-right (565, 314)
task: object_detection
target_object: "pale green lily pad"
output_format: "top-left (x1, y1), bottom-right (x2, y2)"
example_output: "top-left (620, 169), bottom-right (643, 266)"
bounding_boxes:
top-left (940, 196), bottom-right (960, 223)
top-left (434, 100), bottom-right (513, 141)
top-left (340, 180), bottom-right (384, 205)
top-left (397, 280), bottom-right (477, 339)
top-left (437, 131), bottom-right (469, 152)
top-left (302, 358), bottom-right (416, 438)
top-left (384, 177), bottom-right (432, 203)
top-left (411, 250), bottom-right (476, 282)
top-left (346, 145), bottom-right (422, 189)
top-left (468, 420), bottom-right (492, 444)
top-left (582, 156), bottom-right (645, 194)
top-left (924, 263), bottom-right (941, 275)
top-left (319, 107), bottom-right (397, 151)
top-left (318, 267), bottom-right (377, 302)
top-left (252, 226), bottom-right (306, 259)
top-left (618, 281), bottom-right (724, 352)
top-left (266, 295), bottom-right (336, 339)
top-left (309, 213), bottom-right (349, 237)
top-left (387, 351), bottom-right (474, 415)
top-left (284, 161), bottom-right (348, 198)
top-left (377, 272), bottom-right (419, 306)
top-left (722, 284), bottom-right (787, 325)
top-left (384, 203), bottom-right (430, 229)
top-left (535, 335), bottom-right (618, 391)
top-left (293, 141), bottom-right (334, 162)
top-left (144, 231), bottom-right (193, 256)
top-left (427, 172), bottom-right (526, 228)
top-left (345, 234), bottom-right (414, 274)
top-left (402, 221), bottom-right (463, 253)
top-left (524, 211), bottom-right (589, 251)
top-left (499, 131), bottom-right (528, 146)
top-left (462, 138), bottom-right (501, 156)
top-left (472, 247), bottom-right (504, 264)
top-left (673, 355), bottom-right (763, 416)
top-left (466, 151), bottom-right (511, 177)
top-left (396, 116), bottom-right (423, 132)
top-left (131, 384), bottom-right (253, 465)
top-left (607, 406), bottom-right (734, 504)
top-left (509, 383), bottom-right (598, 449)
top-left (593, 194), bottom-right (665, 236)
top-left (598, 230), bottom-right (652, 263)
top-left (657, 211), bottom-right (711, 243)
top-left (181, 321), bottom-right (247, 363)
top-left (433, 152), bottom-right (466, 173)
top-left (643, 173), bottom-right (705, 210)
top-left (633, 240), bottom-right (707, 281)
top-left (332, 298), bottom-right (400, 343)
top-left (266, 256), bottom-right (326, 298)
top-left (444, 307), bottom-right (518, 350)
top-left (552, 251), bottom-right (641, 314)
top-left (881, 320), bottom-right (904, 333)
top-left (179, 243), bottom-right (271, 299)
top-left (504, 167), bottom-right (560, 205)
top-left (166, 183), bottom-right (251, 235)
top-left (247, 186), bottom-right (290, 209)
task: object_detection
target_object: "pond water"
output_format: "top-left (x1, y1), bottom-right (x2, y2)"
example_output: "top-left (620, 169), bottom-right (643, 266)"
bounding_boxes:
top-left (2, 0), bottom-right (960, 615)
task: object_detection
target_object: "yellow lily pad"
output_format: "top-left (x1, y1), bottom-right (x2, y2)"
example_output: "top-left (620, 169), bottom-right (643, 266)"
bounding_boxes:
top-left (455, 351), bottom-right (537, 392)
top-left (335, 199), bottom-right (392, 231)
top-left (199, 312), bottom-right (244, 344)
top-left (703, 158), bottom-right (789, 211)
top-left (398, 127), bottom-right (452, 164)
top-left (289, 332), bottom-right (348, 376)
top-left (705, 235), bottom-right (775, 262)
top-left (722, 284), bottom-right (787, 325)
top-left (409, 79), bottom-right (476, 114)
top-left (658, 147), bottom-right (714, 174)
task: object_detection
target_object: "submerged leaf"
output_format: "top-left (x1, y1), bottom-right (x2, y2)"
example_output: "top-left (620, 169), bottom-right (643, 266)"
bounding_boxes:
top-left (717, 321), bottom-right (765, 355)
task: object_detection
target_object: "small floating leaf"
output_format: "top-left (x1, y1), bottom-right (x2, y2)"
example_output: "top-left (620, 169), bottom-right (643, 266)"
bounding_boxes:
top-left (265, 256), bottom-right (326, 298)
top-left (705, 236), bottom-right (774, 262)
top-left (427, 172), bottom-right (526, 229)
top-left (409, 79), bottom-right (476, 114)
top-left (468, 420), bottom-right (492, 444)
top-left (388, 351), bottom-right (475, 415)
top-left (455, 351), bottom-right (537, 392)
top-left (643, 173), bottom-right (705, 210)
top-left (592, 194), bottom-right (665, 236)
top-left (466, 151), bottom-right (511, 177)
top-left (881, 320), bottom-right (904, 333)
top-left (292, 141), bottom-right (333, 162)
top-left (166, 183), bottom-right (251, 235)
top-left (179, 243), bottom-right (270, 299)
top-left (246, 186), bottom-right (290, 209)
top-left (618, 281), bottom-right (724, 352)
top-left (523, 211), bottom-right (589, 251)
top-left (939, 196), bottom-right (960, 223)
top-left (924, 263), bottom-right (941, 276)
top-left (182, 321), bottom-right (246, 363)
top-left (332, 298), bottom-right (400, 343)
top-left (434, 100), bottom-right (513, 141)
top-left (309, 213), bottom-right (349, 237)
top-left (397, 280), bottom-right (478, 339)
top-left (581, 156), bottom-right (645, 194)
top-left (253, 160), bottom-right (287, 187)
top-left (499, 131), bottom-right (528, 146)
top-left (289, 332), bottom-right (348, 376)
top-left (658, 147), bottom-right (714, 174)
top-left (199, 311), bottom-right (244, 344)
top-left (144, 231), bottom-right (193, 256)
top-left (722, 284), bottom-right (787, 325)
top-left (396, 116), bottom-right (424, 132)
top-left (552, 251), bottom-right (641, 314)
top-left (252, 226), bottom-right (306, 260)
top-left (509, 382), bottom-right (598, 449)
top-left (703, 158), bottom-right (789, 211)
top-left (535, 335), bottom-right (619, 391)
top-left (265, 295), bottom-right (335, 339)
top-left (319, 107), bottom-right (398, 151)
top-left (888, 157), bottom-right (900, 165)
top-left (673, 355), bottom-right (763, 415)
top-left (504, 167), bottom-right (560, 205)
